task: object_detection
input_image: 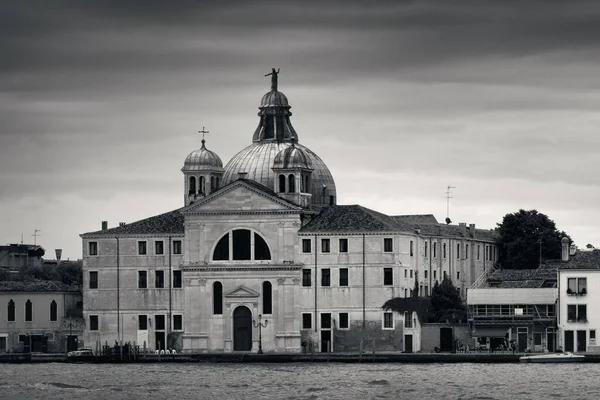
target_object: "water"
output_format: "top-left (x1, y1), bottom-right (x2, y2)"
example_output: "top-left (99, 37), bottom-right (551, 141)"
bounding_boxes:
top-left (0, 362), bottom-right (596, 399)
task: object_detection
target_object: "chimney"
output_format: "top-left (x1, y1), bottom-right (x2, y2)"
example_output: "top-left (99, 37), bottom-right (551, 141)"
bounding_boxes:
top-left (101, 221), bottom-right (108, 230)
top-left (468, 224), bottom-right (475, 237)
top-left (561, 237), bottom-right (570, 262)
top-left (55, 249), bottom-right (62, 261)
top-left (569, 244), bottom-right (577, 256)
top-left (119, 222), bottom-right (126, 227)
top-left (459, 223), bottom-right (466, 227)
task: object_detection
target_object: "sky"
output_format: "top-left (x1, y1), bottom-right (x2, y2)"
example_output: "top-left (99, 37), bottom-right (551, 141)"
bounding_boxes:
top-left (2, 0), bottom-right (600, 260)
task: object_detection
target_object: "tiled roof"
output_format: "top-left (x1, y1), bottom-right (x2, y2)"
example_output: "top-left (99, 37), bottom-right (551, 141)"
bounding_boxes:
top-left (82, 208), bottom-right (185, 236)
top-left (0, 280), bottom-right (81, 293)
top-left (393, 214), bottom-right (438, 225)
top-left (496, 280), bottom-right (544, 289)
top-left (558, 250), bottom-right (600, 270)
top-left (300, 205), bottom-right (410, 233)
top-left (403, 222), bottom-right (498, 242)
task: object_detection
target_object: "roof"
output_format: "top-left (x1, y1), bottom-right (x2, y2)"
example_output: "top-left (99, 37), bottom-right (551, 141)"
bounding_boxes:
top-left (488, 267), bottom-right (557, 282)
top-left (393, 214), bottom-right (438, 225)
top-left (496, 280), bottom-right (544, 289)
top-left (300, 205), bottom-right (410, 233)
top-left (558, 250), bottom-right (600, 270)
top-left (0, 244), bottom-right (45, 257)
top-left (82, 208), bottom-right (185, 236)
top-left (0, 280), bottom-right (81, 293)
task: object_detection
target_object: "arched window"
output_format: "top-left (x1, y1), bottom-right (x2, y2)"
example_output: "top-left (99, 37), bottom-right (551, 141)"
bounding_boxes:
top-left (216, 177), bottom-right (220, 189)
top-left (25, 299), bottom-right (32, 322)
top-left (262, 281), bottom-right (272, 314)
top-left (213, 281), bottom-right (223, 315)
top-left (300, 174), bottom-right (305, 192)
top-left (189, 176), bottom-right (196, 194)
top-left (212, 229), bottom-right (272, 261)
top-left (210, 176), bottom-right (215, 192)
top-left (50, 300), bottom-right (57, 322)
top-left (200, 176), bottom-right (205, 194)
top-left (7, 299), bottom-right (15, 322)
top-left (278, 174), bottom-right (286, 193)
top-left (288, 174), bottom-right (295, 193)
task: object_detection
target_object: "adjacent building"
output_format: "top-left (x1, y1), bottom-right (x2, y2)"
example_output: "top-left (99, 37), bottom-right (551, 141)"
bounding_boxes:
top-left (0, 244), bottom-right (45, 274)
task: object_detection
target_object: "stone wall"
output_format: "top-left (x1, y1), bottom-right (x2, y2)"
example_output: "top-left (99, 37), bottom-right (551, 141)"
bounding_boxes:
top-left (420, 323), bottom-right (470, 352)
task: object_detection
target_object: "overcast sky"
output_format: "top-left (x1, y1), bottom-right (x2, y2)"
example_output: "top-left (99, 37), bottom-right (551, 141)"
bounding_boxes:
top-left (2, 0), bottom-right (600, 260)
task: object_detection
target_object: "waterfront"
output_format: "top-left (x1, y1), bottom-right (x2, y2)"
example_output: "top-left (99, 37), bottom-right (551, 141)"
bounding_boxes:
top-left (0, 362), bottom-right (597, 399)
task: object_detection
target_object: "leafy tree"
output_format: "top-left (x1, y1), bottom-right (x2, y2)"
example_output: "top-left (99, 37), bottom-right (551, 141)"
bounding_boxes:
top-left (56, 261), bottom-right (83, 285)
top-left (497, 209), bottom-right (571, 269)
top-left (412, 275), bottom-right (419, 298)
top-left (430, 275), bottom-right (465, 322)
top-left (382, 297), bottom-right (433, 323)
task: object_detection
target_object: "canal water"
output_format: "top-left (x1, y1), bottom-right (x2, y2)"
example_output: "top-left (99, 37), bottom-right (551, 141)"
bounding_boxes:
top-left (0, 362), bottom-right (596, 399)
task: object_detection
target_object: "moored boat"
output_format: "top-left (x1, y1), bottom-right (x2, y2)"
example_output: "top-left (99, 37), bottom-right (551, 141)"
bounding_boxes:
top-left (520, 352), bottom-right (585, 363)
top-left (67, 348), bottom-right (96, 362)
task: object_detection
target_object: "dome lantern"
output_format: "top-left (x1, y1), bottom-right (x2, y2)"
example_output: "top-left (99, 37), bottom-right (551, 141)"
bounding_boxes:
top-left (182, 128), bottom-right (224, 206)
top-left (272, 139), bottom-right (314, 209)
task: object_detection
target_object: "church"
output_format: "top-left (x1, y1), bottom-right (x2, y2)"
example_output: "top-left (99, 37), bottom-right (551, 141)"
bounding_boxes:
top-left (81, 70), bottom-right (498, 353)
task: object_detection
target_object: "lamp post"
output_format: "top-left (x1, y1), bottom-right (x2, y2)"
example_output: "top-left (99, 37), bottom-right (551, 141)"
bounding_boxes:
top-left (252, 314), bottom-right (268, 354)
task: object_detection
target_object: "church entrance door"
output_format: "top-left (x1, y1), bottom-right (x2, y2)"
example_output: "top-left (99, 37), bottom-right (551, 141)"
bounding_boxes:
top-left (233, 306), bottom-right (252, 351)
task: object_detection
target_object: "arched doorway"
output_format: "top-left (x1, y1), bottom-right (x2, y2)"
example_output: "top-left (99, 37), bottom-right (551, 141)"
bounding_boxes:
top-left (233, 306), bottom-right (252, 351)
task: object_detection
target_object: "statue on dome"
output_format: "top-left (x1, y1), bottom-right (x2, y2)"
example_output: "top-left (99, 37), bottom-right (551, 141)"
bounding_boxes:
top-left (265, 68), bottom-right (280, 91)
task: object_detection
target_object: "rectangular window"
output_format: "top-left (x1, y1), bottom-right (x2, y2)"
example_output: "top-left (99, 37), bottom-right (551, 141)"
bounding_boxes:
top-left (173, 270), bottom-right (182, 288)
top-left (578, 278), bottom-right (587, 295)
top-left (138, 271), bottom-right (147, 289)
top-left (485, 246), bottom-right (489, 261)
top-left (425, 286), bottom-right (429, 296)
top-left (339, 238), bottom-right (348, 253)
top-left (302, 313), bottom-right (312, 329)
top-left (404, 269), bottom-right (407, 278)
top-left (155, 270), bottom-right (165, 288)
top-left (321, 239), bottom-right (330, 253)
top-left (173, 240), bottom-right (182, 255)
top-left (567, 305), bottom-right (577, 321)
top-left (89, 242), bottom-right (98, 256)
top-left (302, 269), bottom-right (312, 287)
top-left (457, 243), bottom-right (460, 259)
top-left (591, 330), bottom-right (596, 341)
top-left (339, 312), bottom-right (349, 329)
top-left (302, 239), bottom-right (311, 253)
top-left (321, 313), bottom-right (331, 329)
top-left (424, 270), bottom-right (428, 279)
top-left (383, 267), bottom-right (393, 285)
top-left (89, 315), bottom-right (99, 331)
top-left (443, 243), bottom-right (447, 258)
top-left (383, 312), bottom-right (394, 329)
top-left (155, 240), bottom-right (164, 255)
top-left (410, 241), bottom-right (414, 257)
top-left (155, 315), bottom-right (165, 330)
top-left (425, 242), bottom-right (428, 258)
top-left (466, 244), bottom-right (469, 259)
top-left (477, 245), bottom-right (481, 260)
top-left (578, 305), bottom-right (587, 322)
top-left (339, 268), bottom-right (348, 286)
top-left (404, 311), bottom-right (413, 328)
top-left (89, 271), bottom-right (98, 289)
top-left (173, 315), bottom-right (183, 331)
top-left (384, 238), bottom-right (393, 252)
top-left (138, 315), bottom-right (148, 330)
top-left (321, 269), bottom-right (330, 286)
top-left (410, 270), bottom-right (413, 278)
top-left (433, 242), bottom-right (437, 258)
top-left (457, 271), bottom-right (460, 280)
top-left (138, 241), bottom-right (147, 255)
top-left (433, 270), bottom-right (437, 280)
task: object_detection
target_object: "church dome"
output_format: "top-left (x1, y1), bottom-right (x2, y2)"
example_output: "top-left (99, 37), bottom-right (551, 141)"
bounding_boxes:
top-left (261, 91), bottom-right (289, 107)
top-left (182, 140), bottom-right (224, 172)
top-left (273, 141), bottom-right (312, 170)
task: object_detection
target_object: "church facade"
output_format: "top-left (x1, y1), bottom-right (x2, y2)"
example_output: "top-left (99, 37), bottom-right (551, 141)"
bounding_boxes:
top-left (80, 71), bottom-right (498, 353)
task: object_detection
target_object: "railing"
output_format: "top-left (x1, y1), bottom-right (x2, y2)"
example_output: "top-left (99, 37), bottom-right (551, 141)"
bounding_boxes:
top-left (470, 271), bottom-right (489, 289)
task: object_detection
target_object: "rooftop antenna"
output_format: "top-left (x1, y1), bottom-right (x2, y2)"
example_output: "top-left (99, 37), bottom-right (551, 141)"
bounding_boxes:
top-left (445, 186), bottom-right (456, 224)
top-left (32, 229), bottom-right (41, 246)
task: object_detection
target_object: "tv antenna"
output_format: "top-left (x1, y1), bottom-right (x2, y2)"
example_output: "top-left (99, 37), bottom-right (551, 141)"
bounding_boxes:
top-left (445, 186), bottom-right (456, 224)
top-left (32, 229), bottom-right (41, 246)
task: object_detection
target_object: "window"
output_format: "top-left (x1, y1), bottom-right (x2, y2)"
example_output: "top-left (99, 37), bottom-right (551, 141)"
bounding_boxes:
top-left (457, 243), bottom-right (460, 259)
top-left (155, 315), bottom-right (165, 330)
top-left (233, 230), bottom-right (251, 260)
top-left (89, 242), bottom-right (98, 256)
top-left (173, 315), bottom-right (183, 331)
top-left (89, 271), bottom-right (98, 289)
top-left (410, 241), bottom-right (414, 257)
top-left (424, 270), bottom-right (428, 279)
top-left (138, 315), bottom-right (148, 330)
top-left (155, 240), bottom-right (164, 255)
top-left (321, 239), bottom-right (330, 253)
top-left (591, 330), bottom-right (596, 341)
top-left (410, 270), bottom-right (413, 278)
top-left (404, 269), bottom-right (407, 278)
top-left (25, 299), bottom-right (32, 322)
top-left (213, 282), bottom-right (223, 315)
top-left (321, 269), bottom-right (331, 286)
top-left (466, 244), bottom-right (469, 259)
top-left (302, 313), bottom-right (312, 330)
top-left (279, 174), bottom-right (286, 193)
top-left (339, 268), bottom-right (348, 286)
top-left (383, 268), bottom-right (393, 285)
top-left (138, 271), bottom-right (147, 289)
top-left (173, 270), bottom-right (182, 288)
top-left (567, 304), bottom-right (587, 322)
top-left (404, 289), bottom-right (408, 297)
top-left (425, 242), bottom-right (428, 258)
top-left (302, 239), bottom-right (311, 253)
top-left (189, 176), bottom-right (196, 194)
top-left (383, 312), bottom-right (394, 329)
top-left (214, 233), bottom-right (229, 260)
top-left (212, 229), bottom-right (271, 261)
top-left (485, 246), bottom-right (489, 261)
top-left (302, 269), bottom-right (312, 287)
top-left (89, 315), bottom-right (98, 331)
top-left (288, 174), bottom-right (295, 193)
top-left (443, 243), bottom-right (447, 258)
top-left (433, 270), bottom-right (437, 280)
top-left (567, 278), bottom-right (587, 295)
top-left (339, 238), bottom-right (348, 253)
top-left (433, 242), bottom-right (437, 258)
top-left (339, 313), bottom-right (349, 329)
top-left (443, 271), bottom-right (447, 279)
top-left (173, 240), bottom-right (182, 255)
top-left (7, 300), bottom-right (15, 322)
top-left (384, 238), bottom-right (393, 252)
top-left (404, 311), bottom-right (413, 328)
top-left (155, 270), bottom-right (165, 288)
top-left (138, 241), bottom-right (147, 255)
top-left (477, 245), bottom-right (481, 260)
top-left (262, 281), bottom-right (272, 314)
top-left (321, 313), bottom-right (332, 329)
top-left (457, 271), bottom-right (460, 280)
top-left (425, 286), bottom-right (429, 296)
top-left (50, 300), bottom-right (57, 322)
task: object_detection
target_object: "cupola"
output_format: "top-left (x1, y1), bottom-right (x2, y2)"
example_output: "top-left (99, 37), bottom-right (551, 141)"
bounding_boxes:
top-left (272, 139), bottom-right (313, 209)
top-left (181, 130), bottom-right (224, 206)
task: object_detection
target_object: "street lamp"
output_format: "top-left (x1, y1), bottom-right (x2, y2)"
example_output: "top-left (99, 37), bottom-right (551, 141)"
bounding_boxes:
top-left (252, 314), bottom-right (268, 354)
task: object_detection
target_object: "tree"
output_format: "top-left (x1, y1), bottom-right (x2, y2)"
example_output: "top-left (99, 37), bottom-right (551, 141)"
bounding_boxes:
top-left (430, 275), bottom-right (465, 322)
top-left (497, 209), bottom-right (571, 269)
top-left (412, 274), bottom-right (419, 298)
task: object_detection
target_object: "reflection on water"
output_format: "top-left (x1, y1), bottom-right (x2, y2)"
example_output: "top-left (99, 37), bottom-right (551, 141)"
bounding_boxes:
top-left (0, 362), bottom-right (596, 400)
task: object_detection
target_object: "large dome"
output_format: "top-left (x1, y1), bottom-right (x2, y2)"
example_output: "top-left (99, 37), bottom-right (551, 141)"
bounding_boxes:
top-left (222, 141), bottom-right (336, 207)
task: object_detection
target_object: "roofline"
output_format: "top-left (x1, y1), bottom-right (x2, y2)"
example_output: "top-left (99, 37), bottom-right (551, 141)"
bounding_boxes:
top-left (80, 233), bottom-right (185, 239)
top-left (0, 290), bottom-right (82, 294)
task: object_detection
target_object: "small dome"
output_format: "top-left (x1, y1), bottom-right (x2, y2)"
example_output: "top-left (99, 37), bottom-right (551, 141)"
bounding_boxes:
top-left (260, 90), bottom-right (289, 107)
top-left (562, 237), bottom-right (570, 244)
top-left (273, 141), bottom-right (312, 170)
top-left (182, 140), bottom-right (224, 172)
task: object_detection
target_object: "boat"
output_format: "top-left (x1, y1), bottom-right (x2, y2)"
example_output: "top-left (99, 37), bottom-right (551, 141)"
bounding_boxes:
top-left (66, 348), bottom-right (96, 362)
top-left (520, 352), bottom-right (585, 363)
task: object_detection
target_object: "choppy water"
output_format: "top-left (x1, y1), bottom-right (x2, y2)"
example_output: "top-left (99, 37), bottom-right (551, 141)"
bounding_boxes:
top-left (0, 362), bottom-right (596, 399)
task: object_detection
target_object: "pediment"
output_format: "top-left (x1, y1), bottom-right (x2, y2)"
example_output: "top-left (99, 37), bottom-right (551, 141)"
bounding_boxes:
top-left (224, 285), bottom-right (260, 298)
top-left (183, 180), bottom-right (302, 214)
